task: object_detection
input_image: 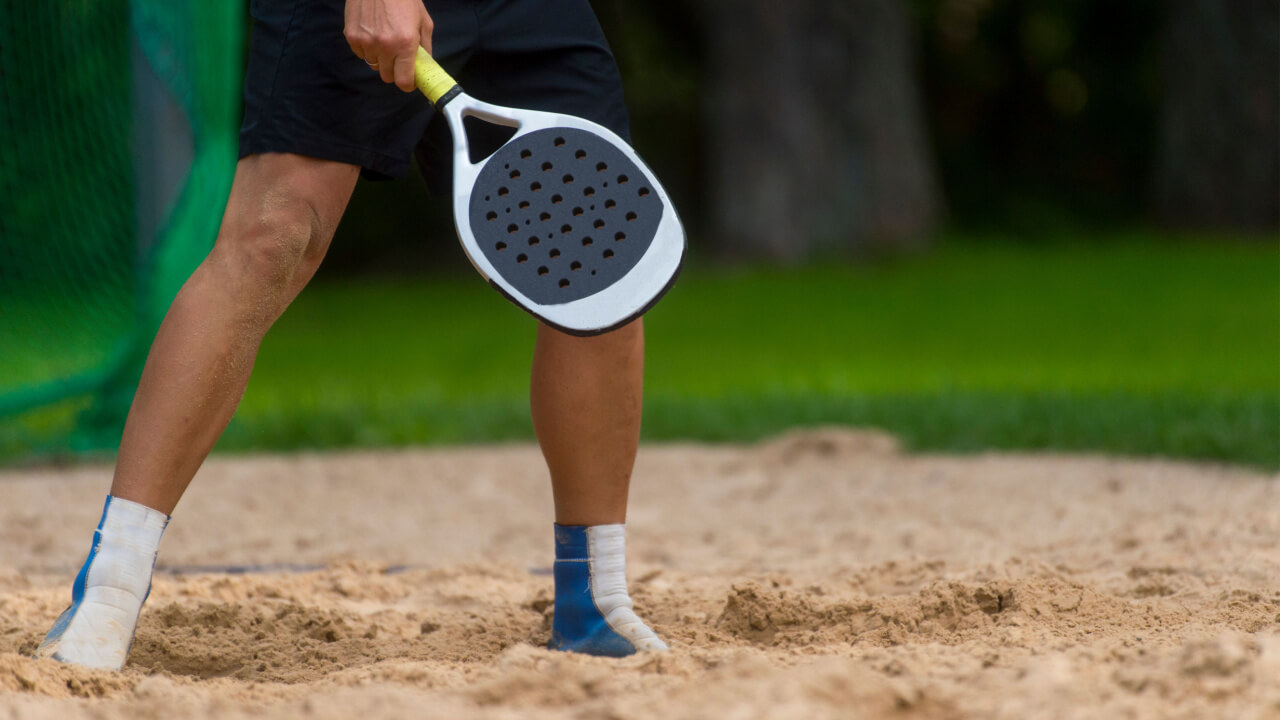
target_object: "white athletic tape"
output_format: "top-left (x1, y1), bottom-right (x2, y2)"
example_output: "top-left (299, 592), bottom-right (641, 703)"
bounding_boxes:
top-left (37, 496), bottom-right (167, 670)
top-left (586, 524), bottom-right (668, 651)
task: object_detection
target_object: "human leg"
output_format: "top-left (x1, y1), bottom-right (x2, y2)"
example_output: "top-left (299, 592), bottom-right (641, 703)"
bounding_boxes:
top-left (530, 319), bottom-right (644, 526)
top-left (38, 0), bottom-right (467, 673)
top-left (109, 153), bottom-right (357, 514)
top-left (531, 319), bottom-right (666, 655)
top-left (37, 153), bottom-right (357, 669)
top-left (462, 0), bottom-right (665, 658)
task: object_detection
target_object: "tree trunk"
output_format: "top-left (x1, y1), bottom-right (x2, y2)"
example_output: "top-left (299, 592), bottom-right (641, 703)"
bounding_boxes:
top-left (1152, 0), bottom-right (1279, 231)
top-left (705, 0), bottom-right (942, 261)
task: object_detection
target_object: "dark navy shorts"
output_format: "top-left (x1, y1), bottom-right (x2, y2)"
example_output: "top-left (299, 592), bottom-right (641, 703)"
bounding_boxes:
top-left (239, 0), bottom-right (631, 190)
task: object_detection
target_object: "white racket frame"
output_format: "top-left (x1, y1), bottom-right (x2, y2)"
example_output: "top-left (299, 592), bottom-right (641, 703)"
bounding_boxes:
top-left (440, 93), bottom-right (685, 335)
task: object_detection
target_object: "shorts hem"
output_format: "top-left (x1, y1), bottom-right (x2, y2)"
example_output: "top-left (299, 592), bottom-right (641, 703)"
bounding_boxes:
top-left (239, 129), bottom-right (412, 181)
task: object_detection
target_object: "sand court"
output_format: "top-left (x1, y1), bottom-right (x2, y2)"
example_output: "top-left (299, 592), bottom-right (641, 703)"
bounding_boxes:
top-left (2, 430), bottom-right (1277, 719)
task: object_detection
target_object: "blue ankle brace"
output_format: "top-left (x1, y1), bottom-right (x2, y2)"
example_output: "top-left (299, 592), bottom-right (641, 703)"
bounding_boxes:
top-left (548, 524), bottom-right (667, 657)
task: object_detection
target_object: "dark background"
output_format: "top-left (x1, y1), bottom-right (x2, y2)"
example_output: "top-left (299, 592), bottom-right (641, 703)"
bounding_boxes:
top-left (322, 0), bottom-right (1277, 277)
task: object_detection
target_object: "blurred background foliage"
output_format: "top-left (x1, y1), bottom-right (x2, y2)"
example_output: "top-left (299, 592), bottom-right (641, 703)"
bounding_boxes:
top-left (2, 0), bottom-right (1276, 466)
top-left (256, 0), bottom-right (1277, 467)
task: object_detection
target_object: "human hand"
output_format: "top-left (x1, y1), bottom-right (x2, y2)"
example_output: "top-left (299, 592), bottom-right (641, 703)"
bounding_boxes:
top-left (344, 0), bottom-right (434, 92)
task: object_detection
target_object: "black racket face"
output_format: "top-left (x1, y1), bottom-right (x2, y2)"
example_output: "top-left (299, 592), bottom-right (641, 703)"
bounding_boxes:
top-left (469, 128), bottom-right (664, 305)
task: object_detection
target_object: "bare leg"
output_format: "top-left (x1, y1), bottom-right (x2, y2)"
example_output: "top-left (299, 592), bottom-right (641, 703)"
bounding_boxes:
top-left (110, 153), bottom-right (359, 514)
top-left (38, 153), bottom-right (358, 670)
top-left (532, 319), bottom-right (665, 655)
top-left (530, 319), bottom-right (644, 526)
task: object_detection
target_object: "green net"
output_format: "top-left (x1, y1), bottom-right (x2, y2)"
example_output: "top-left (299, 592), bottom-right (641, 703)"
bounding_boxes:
top-left (0, 1), bottom-right (243, 461)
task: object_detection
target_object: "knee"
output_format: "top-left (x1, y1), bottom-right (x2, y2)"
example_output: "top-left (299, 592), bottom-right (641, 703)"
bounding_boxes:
top-left (217, 200), bottom-right (320, 292)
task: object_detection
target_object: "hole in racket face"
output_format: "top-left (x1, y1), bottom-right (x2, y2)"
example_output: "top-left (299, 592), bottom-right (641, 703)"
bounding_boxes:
top-left (467, 128), bottom-right (665, 305)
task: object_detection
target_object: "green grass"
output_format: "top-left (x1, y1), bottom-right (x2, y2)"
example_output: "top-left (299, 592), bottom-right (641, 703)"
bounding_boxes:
top-left (214, 235), bottom-right (1280, 468)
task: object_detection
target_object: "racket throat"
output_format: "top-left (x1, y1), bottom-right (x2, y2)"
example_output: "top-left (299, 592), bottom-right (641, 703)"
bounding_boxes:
top-left (434, 85), bottom-right (463, 111)
top-left (443, 97), bottom-right (525, 168)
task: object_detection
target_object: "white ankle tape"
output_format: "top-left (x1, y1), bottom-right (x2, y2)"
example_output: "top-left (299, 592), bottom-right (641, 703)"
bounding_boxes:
top-left (587, 524), bottom-right (667, 651)
top-left (585, 524), bottom-right (631, 616)
top-left (36, 496), bottom-right (168, 670)
top-left (89, 496), bottom-right (168, 600)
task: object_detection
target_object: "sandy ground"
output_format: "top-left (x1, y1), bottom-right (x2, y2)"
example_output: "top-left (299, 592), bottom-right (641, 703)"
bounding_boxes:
top-left (0, 429), bottom-right (1277, 719)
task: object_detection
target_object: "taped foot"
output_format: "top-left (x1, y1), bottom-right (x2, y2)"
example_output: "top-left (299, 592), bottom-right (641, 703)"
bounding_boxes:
top-left (548, 524), bottom-right (668, 657)
top-left (35, 496), bottom-right (168, 670)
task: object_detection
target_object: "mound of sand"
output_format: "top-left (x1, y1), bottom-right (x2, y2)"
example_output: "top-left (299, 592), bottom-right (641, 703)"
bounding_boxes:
top-left (1, 430), bottom-right (1277, 719)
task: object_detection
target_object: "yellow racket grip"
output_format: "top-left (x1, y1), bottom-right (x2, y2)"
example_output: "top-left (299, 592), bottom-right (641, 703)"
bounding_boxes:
top-left (415, 47), bottom-right (458, 105)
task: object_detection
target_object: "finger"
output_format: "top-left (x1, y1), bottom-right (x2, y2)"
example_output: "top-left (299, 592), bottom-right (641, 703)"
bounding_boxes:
top-left (393, 52), bottom-right (415, 92)
top-left (378, 51), bottom-right (396, 85)
top-left (420, 13), bottom-right (434, 56)
top-left (346, 35), bottom-right (367, 63)
top-left (351, 40), bottom-right (375, 70)
top-left (343, 1), bottom-right (367, 61)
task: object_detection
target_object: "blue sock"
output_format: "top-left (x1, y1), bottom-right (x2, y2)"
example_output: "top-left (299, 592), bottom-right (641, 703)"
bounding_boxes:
top-left (548, 523), bottom-right (667, 657)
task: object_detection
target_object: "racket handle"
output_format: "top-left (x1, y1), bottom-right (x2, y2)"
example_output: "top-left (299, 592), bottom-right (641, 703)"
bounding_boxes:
top-left (415, 47), bottom-right (459, 107)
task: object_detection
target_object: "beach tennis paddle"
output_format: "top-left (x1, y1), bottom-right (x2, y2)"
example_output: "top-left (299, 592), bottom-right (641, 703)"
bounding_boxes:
top-left (414, 48), bottom-right (684, 336)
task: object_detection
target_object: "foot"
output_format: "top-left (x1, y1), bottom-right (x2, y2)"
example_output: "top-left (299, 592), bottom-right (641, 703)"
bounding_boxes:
top-left (36, 497), bottom-right (167, 670)
top-left (548, 524), bottom-right (667, 657)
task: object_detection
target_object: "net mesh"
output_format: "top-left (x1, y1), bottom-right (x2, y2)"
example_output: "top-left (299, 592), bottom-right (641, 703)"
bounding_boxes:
top-left (0, 1), bottom-right (243, 460)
